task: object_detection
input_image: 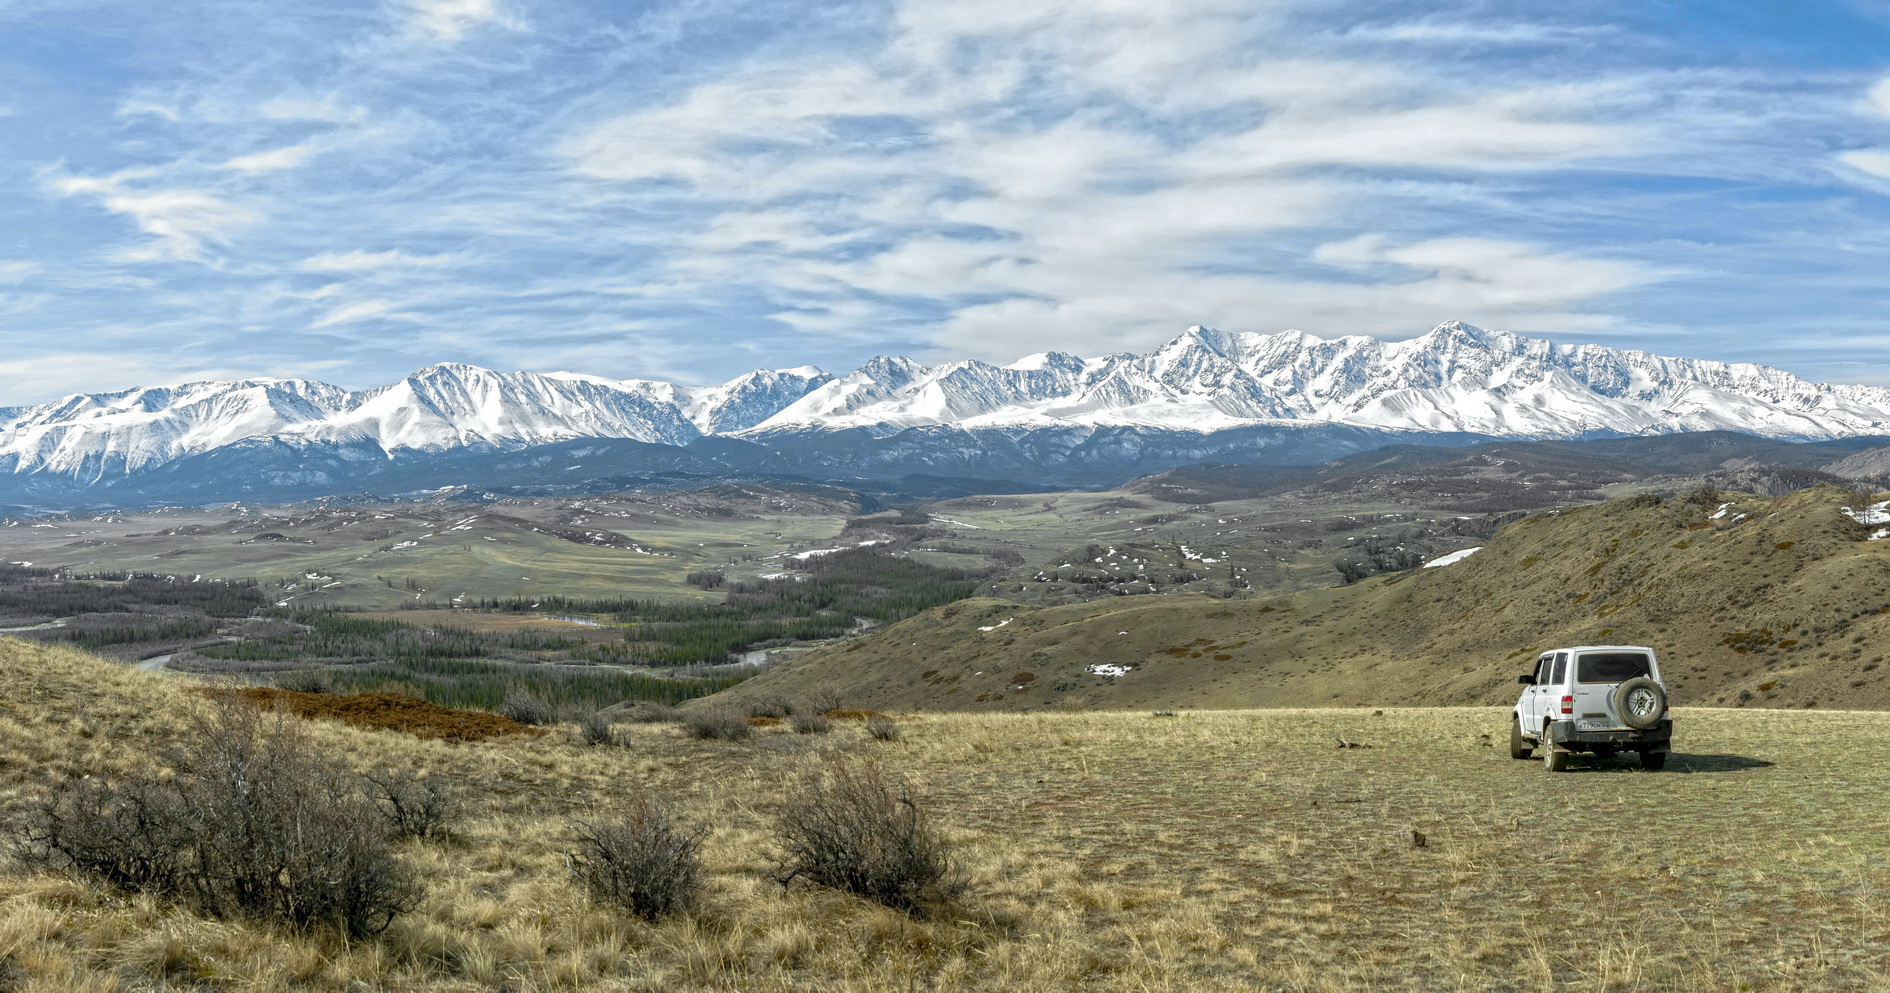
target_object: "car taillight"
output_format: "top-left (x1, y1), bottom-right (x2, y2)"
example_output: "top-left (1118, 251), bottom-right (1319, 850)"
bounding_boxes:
top-left (1560, 695), bottom-right (1573, 715)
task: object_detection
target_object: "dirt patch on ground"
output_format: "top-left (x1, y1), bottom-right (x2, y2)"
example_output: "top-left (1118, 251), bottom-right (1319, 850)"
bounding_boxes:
top-left (210, 689), bottom-right (542, 742)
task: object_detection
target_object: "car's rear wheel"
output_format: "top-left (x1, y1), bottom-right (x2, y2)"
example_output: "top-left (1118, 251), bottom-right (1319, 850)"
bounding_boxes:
top-left (1542, 731), bottom-right (1568, 772)
top-left (1639, 750), bottom-right (1666, 771)
top-left (1510, 718), bottom-right (1533, 759)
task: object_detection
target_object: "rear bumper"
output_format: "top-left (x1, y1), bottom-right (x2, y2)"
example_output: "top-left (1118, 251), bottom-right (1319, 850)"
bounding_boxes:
top-left (1549, 719), bottom-right (1671, 751)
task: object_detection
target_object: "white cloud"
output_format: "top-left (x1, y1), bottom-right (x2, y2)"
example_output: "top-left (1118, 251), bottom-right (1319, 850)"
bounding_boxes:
top-left (403, 0), bottom-right (514, 42)
top-left (563, 0), bottom-right (1655, 357)
top-left (1869, 77), bottom-right (1890, 119)
top-left (1344, 19), bottom-right (1608, 46)
top-left (72, 186), bottom-right (256, 262)
top-left (0, 261), bottom-right (37, 285)
top-left (116, 99), bottom-right (180, 121)
top-left (258, 94), bottom-right (363, 122)
top-left (313, 298), bottom-right (400, 327)
top-left (0, 353), bottom-right (249, 406)
top-left (303, 249), bottom-right (458, 271)
top-left (223, 140), bottom-right (321, 173)
top-left (1838, 148), bottom-right (1890, 181)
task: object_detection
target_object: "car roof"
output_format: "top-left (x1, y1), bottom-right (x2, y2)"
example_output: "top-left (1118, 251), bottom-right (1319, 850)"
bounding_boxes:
top-left (1548, 645), bottom-right (1656, 654)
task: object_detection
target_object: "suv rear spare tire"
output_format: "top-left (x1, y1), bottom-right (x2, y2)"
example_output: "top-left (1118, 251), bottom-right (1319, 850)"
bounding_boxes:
top-left (1612, 677), bottom-right (1666, 730)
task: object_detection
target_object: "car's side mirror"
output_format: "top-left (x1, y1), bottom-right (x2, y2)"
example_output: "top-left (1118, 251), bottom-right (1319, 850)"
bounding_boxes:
top-left (1517, 674), bottom-right (1536, 685)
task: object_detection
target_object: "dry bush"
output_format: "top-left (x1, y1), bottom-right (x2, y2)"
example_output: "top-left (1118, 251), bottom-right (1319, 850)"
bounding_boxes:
top-left (682, 709), bottom-right (752, 741)
top-left (773, 760), bottom-right (962, 915)
top-left (745, 695), bottom-right (796, 719)
top-left (865, 716), bottom-right (903, 742)
top-left (272, 669), bottom-right (332, 694)
top-left (365, 768), bottom-right (460, 842)
top-left (19, 700), bottom-right (417, 938)
top-left (579, 711), bottom-right (617, 747)
top-left (497, 693), bottom-right (553, 726)
top-left (803, 688), bottom-right (845, 715)
top-left (790, 713), bottom-right (833, 735)
top-left (567, 796), bottom-right (705, 921)
top-left (621, 701), bottom-right (679, 723)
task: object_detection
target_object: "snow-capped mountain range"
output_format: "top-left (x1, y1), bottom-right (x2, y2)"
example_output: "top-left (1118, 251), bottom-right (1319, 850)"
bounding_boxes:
top-left (3, 321), bottom-right (1887, 500)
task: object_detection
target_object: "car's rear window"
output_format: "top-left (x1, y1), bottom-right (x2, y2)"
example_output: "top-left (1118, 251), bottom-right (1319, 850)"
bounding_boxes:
top-left (1578, 652), bottom-right (1652, 683)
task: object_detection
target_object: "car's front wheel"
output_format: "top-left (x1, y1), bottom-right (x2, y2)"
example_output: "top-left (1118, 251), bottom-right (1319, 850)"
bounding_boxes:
top-left (1510, 717), bottom-right (1533, 759)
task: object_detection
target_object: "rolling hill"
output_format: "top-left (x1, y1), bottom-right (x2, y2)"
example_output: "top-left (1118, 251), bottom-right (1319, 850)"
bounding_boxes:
top-left (713, 485), bottom-right (1890, 713)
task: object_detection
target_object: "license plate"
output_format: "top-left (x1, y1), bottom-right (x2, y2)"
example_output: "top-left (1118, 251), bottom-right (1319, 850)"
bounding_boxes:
top-left (1577, 719), bottom-right (1614, 731)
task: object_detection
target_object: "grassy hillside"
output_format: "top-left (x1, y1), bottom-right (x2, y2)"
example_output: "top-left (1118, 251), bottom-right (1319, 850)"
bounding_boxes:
top-left (0, 486), bottom-right (861, 610)
top-left (713, 485), bottom-right (1890, 712)
top-left (2, 638), bottom-right (1889, 991)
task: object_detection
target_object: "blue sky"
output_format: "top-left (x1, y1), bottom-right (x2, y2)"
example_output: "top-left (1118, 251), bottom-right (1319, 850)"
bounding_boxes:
top-left (3, 0), bottom-right (1890, 403)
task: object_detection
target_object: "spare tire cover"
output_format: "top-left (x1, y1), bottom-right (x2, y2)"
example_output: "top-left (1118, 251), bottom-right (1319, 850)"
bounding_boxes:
top-left (1612, 677), bottom-right (1666, 730)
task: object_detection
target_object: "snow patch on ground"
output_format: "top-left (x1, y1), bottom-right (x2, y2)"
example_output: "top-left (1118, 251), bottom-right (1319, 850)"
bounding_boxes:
top-left (1087, 663), bottom-right (1133, 678)
top-left (977, 618), bottom-right (1012, 632)
top-left (1843, 501), bottom-right (1890, 526)
top-left (1708, 502), bottom-right (1734, 520)
top-left (1424, 547), bottom-right (1483, 568)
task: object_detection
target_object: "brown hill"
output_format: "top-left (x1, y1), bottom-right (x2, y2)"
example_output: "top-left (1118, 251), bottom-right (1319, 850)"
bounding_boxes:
top-left (712, 485), bottom-right (1890, 712)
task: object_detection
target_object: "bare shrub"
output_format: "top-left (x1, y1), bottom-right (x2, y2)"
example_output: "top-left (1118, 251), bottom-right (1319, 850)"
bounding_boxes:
top-left (273, 669), bottom-right (332, 694)
top-left (865, 716), bottom-right (902, 742)
top-left (567, 797), bottom-right (705, 921)
top-left (579, 711), bottom-right (617, 747)
top-left (20, 701), bottom-right (416, 938)
top-left (745, 695), bottom-right (796, 719)
top-left (621, 701), bottom-right (679, 724)
top-left (365, 768), bottom-right (460, 842)
top-left (682, 708), bottom-right (752, 741)
top-left (790, 713), bottom-right (833, 735)
top-left (498, 693), bottom-right (553, 726)
top-left (803, 688), bottom-right (845, 716)
top-left (773, 761), bottom-right (961, 915)
top-left (19, 774), bottom-right (190, 896)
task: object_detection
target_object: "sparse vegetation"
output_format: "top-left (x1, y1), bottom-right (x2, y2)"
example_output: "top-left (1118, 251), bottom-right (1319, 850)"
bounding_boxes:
top-left (273, 668), bottom-right (332, 693)
top-left (619, 700), bottom-right (680, 723)
top-left (681, 708), bottom-right (752, 741)
top-left (790, 712), bottom-right (833, 735)
top-left (578, 710), bottom-right (617, 747)
top-left (773, 761), bottom-right (961, 915)
top-left (4, 639), bottom-right (1890, 990)
top-left (567, 797), bottom-right (705, 921)
top-left (20, 699), bottom-right (416, 939)
top-left (365, 767), bottom-right (460, 842)
top-left (497, 692), bottom-right (554, 726)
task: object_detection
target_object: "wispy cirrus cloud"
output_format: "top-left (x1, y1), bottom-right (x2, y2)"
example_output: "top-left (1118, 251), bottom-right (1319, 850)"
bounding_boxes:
top-left (400, 0), bottom-right (516, 42)
top-left (3, 0), bottom-right (1890, 404)
top-left (49, 173), bottom-right (259, 262)
top-left (303, 249), bottom-right (460, 271)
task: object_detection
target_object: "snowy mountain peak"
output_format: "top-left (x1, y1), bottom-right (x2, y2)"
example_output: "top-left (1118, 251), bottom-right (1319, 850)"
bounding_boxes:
top-left (4, 322), bottom-right (1890, 485)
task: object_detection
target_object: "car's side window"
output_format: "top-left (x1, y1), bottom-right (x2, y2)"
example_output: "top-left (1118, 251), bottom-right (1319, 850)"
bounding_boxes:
top-left (1550, 653), bottom-right (1567, 685)
top-left (1535, 655), bottom-right (1553, 684)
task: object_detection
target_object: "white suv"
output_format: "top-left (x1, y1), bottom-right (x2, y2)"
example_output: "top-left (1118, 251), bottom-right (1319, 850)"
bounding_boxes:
top-left (1511, 645), bottom-right (1671, 771)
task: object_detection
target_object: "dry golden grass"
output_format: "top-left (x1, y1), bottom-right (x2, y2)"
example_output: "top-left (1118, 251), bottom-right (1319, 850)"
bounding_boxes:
top-left (721, 485), bottom-right (1890, 715)
top-left (4, 637), bottom-right (1890, 991)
